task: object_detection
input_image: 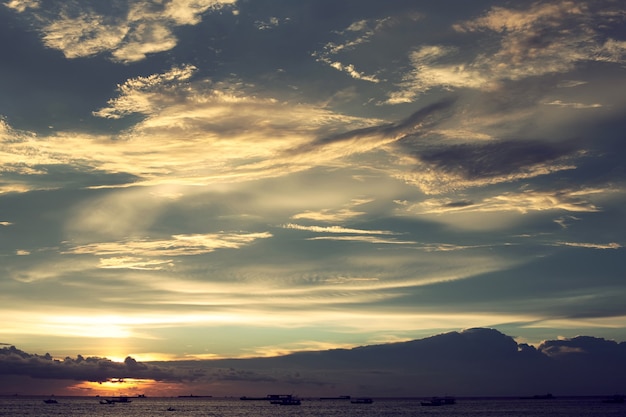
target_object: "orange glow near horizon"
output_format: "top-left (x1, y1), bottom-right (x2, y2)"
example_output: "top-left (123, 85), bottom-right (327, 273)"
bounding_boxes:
top-left (70, 378), bottom-right (163, 397)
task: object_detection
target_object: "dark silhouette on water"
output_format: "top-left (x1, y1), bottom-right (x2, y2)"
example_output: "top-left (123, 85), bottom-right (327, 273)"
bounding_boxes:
top-left (351, 397), bottom-right (373, 404)
top-left (267, 394), bottom-right (300, 405)
top-left (421, 396), bottom-right (456, 406)
top-left (520, 393), bottom-right (554, 399)
top-left (99, 396), bottom-right (132, 404)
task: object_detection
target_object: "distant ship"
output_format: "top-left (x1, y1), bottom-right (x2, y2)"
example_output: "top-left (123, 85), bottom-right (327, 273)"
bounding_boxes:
top-left (351, 397), bottom-right (373, 404)
top-left (43, 398), bottom-right (58, 404)
top-left (263, 394), bottom-right (301, 405)
top-left (320, 395), bottom-right (351, 400)
top-left (520, 393), bottom-right (554, 400)
top-left (421, 396), bottom-right (456, 406)
top-left (276, 397), bottom-right (301, 405)
top-left (99, 396), bottom-right (132, 404)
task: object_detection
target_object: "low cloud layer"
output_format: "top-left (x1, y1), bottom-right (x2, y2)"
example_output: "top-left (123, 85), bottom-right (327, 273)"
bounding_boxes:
top-left (2, 328), bottom-right (625, 396)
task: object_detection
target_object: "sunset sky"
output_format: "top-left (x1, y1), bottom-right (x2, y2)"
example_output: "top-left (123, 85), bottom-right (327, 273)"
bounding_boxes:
top-left (1, 0), bottom-right (625, 396)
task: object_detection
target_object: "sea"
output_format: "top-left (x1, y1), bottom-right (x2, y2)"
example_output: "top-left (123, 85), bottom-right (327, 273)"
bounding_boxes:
top-left (1, 396), bottom-right (625, 417)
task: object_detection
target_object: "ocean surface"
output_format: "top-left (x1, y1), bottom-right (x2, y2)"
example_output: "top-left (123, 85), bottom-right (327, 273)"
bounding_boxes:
top-left (1, 396), bottom-right (625, 417)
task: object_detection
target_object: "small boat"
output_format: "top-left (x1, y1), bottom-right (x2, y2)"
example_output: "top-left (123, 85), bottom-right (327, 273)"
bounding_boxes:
top-left (43, 398), bottom-right (58, 404)
top-left (421, 396), bottom-right (455, 406)
top-left (351, 397), bottom-right (373, 404)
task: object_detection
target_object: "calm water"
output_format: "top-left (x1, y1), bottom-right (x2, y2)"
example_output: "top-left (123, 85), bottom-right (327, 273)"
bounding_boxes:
top-left (1, 397), bottom-right (625, 417)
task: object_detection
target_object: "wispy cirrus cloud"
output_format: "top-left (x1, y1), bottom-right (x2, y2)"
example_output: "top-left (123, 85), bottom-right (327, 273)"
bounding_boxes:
top-left (64, 232), bottom-right (273, 258)
top-left (307, 235), bottom-right (416, 245)
top-left (543, 100), bottom-right (603, 109)
top-left (553, 241), bottom-right (622, 250)
top-left (98, 256), bottom-right (174, 271)
top-left (283, 223), bottom-right (395, 235)
top-left (290, 198), bottom-right (373, 222)
top-left (400, 187), bottom-right (607, 216)
top-left (282, 223), bottom-right (414, 245)
top-left (314, 13), bottom-right (423, 84)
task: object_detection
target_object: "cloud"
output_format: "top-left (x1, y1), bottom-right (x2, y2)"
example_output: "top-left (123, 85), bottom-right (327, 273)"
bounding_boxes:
top-left (98, 256), bottom-right (174, 271)
top-left (326, 61), bottom-right (380, 83)
top-left (314, 13), bottom-right (423, 85)
top-left (6, 0), bottom-right (237, 63)
top-left (553, 241), bottom-right (622, 250)
top-left (89, 67), bottom-right (383, 185)
top-left (403, 187), bottom-right (606, 215)
top-left (254, 16), bottom-right (290, 31)
top-left (283, 223), bottom-right (395, 235)
top-left (543, 100), bottom-right (603, 109)
top-left (290, 198), bottom-right (373, 222)
top-left (386, 45), bottom-right (490, 104)
top-left (4, 0), bottom-right (39, 13)
top-left (456, 1), bottom-right (626, 70)
top-left (64, 232), bottom-right (273, 258)
top-left (388, 1), bottom-right (626, 102)
top-left (287, 97), bottom-right (456, 157)
top-left (1, 67), bottom-right (383, 193)
top-left (92, 64), bottom-right (198, 119)
top-left (307, 235), bottom-right (416, 245)
top-left (392, 138), bottom-right (582, 194)
top-left (313, 17), bottom-right (390, 83)
top-left (4, 329), bottom-right (626, 396)
top-left (539, 334), bottom-right (626, 359)
top-left (394, 186), bottom-right (617, 232)
top-left (7, 55), bottom-right (596, 200)
top-left (557, 80), bottom-right (588, 88)
top-left (0, 345), bottom-right (190, 383)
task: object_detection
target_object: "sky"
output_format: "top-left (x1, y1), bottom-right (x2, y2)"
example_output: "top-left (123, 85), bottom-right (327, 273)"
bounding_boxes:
top-left (1, 0), bottom-right (625, 396)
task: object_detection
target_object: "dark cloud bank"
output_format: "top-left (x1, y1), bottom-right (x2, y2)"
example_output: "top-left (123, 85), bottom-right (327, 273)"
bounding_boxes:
top-left (2, 328), bottom-right (625, 396)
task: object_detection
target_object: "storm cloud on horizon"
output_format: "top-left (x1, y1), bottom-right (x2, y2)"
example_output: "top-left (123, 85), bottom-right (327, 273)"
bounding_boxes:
top-left (2, 328), bottom-right (626, 396)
